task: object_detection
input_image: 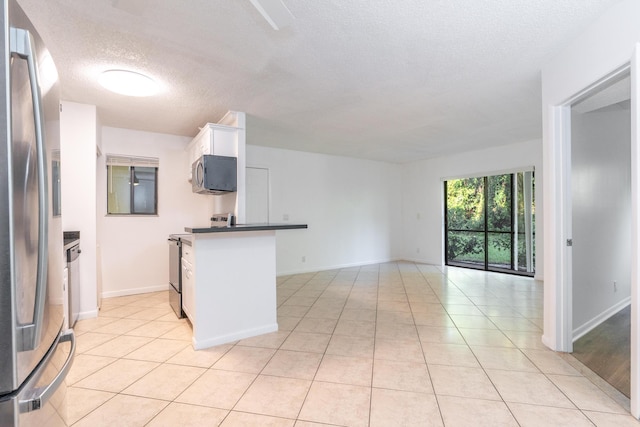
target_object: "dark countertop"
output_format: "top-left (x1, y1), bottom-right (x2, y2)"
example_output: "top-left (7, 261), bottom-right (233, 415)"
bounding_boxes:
top-left (63, 231), bottom-right (80, 251)
top-left (169, 233), bottom-right (193, 240)
top-left (185, 223), bottom-right (308, 234)
top-left (169, 233), bottom-right (193, 245)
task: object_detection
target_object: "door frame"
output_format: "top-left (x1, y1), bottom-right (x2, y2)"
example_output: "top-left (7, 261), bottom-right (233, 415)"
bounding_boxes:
top-left (245, 165), bottom-right (271, 224)
top-left (553, 54), bottom-right (638, 415)
top-left (443, 172), bottom-right (534, 275)
top-left (631, 43), bottom-right (640, 418)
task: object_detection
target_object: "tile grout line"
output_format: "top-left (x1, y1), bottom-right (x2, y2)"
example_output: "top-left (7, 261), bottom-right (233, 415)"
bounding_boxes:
top-left (367, 263), bottom-right (381, 427)
top-left (441, 268), bottom-right (528, 425)
top-left (410, 264), bottom-right (447, 427)
top-left (67, 264), bottom-right (636, 426)
top-left (422, 266), bottom-right (534, 426)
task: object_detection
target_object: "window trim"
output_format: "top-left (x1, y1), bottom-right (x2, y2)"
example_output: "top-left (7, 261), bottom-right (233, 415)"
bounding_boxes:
top-left (106, 154), bottom-right (159, 216)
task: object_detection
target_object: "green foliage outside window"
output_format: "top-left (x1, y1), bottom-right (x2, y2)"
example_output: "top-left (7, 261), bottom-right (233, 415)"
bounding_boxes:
top-left (445, 172), bottom-right (534, 273)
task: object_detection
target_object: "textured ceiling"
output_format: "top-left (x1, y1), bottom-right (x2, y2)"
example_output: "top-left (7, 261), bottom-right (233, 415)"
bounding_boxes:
top-left (17, 0), bottom-right (622, 163)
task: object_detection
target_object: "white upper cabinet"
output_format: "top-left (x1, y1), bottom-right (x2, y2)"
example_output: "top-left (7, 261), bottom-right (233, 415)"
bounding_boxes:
top-left (186, 123), bottom-right (238, 181)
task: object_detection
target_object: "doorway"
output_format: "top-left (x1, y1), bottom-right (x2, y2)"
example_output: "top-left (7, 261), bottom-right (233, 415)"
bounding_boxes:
top-left (568, 72), bottom-right (631, 397)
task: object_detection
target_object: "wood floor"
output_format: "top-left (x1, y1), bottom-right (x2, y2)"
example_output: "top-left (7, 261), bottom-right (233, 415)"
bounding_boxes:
top-left (572, 305), bottom-right (630, 397)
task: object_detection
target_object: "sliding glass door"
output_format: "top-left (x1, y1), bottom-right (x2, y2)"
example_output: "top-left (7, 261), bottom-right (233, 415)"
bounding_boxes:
top-left (487, 174), bottom-right (512, 270)
top-left (444, 171), bottom-right (535, 275)
top-left (445, 177), bottom-right (486, 267)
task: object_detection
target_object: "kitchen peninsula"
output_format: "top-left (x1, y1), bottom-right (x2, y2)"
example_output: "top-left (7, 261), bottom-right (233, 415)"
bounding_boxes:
top-left (181, 223), bottom-right (307, 350)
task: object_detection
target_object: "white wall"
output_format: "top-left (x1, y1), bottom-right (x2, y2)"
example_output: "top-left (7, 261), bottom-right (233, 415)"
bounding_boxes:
top-left (401, 139), bottom-right (543, 279)
top-left (246, 145), bottom-right (403, 275)
top-left (571, 105), bottom-right (631, 337)
top-left (541, 0), bottom-right (640, 352)
top-left (218, 111), bottom-right (247, 222)
top-left (45, 96), bottom-right (64, 314)
top-left (82, 122), bottom-right (542, 298)
top-left (98, 127), bottom-right (212, 297)
top-left (60, 101), bottom-right (98, 318)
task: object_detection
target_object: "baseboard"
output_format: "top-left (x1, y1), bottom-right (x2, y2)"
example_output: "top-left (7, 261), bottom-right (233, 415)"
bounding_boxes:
top-left (541, 334), bottom-right (556, 351)
top-left (78, 308), bottom-right (99, 321)
top-left (402, 256), bottom-right (440, 264)
top-left (277, 257), bottom-right (400, 277)
top-left (572, 297), bottom-right (631, 342)
top-left (101, 284), bottom-right (170, 299)
top-left (192, 323), bottom-right (278, 349)
top-left (277, 258), bottom-right (454, 277)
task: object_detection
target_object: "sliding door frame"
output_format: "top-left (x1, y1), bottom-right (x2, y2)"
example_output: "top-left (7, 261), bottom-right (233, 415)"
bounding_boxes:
top-left (444, 171), bottom-right (533, 276)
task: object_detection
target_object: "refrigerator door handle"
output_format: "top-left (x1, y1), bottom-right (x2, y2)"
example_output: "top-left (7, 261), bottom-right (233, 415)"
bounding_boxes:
top-left (10, 26), bottom-right (49, 352)
top-left (19, 330), bottom-right (75, 413)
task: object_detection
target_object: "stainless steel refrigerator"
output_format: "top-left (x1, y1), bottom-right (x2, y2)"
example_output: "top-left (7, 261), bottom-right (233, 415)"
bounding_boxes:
top-left (0, 0), bottom-right (75, 425)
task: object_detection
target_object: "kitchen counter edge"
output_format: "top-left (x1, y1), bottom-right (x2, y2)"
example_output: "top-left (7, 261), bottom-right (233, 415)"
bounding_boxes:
top-left (185, 223), bottom-right (308, 234)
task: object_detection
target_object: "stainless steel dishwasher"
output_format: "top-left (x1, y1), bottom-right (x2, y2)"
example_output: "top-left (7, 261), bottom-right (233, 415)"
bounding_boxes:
top-left (168, 235), bottom-right (186, 318)
top-left (66, 243), bottom-right (81, 328)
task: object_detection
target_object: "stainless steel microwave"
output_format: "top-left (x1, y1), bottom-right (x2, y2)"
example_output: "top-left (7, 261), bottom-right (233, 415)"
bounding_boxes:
top-left (192, 155), bottom-right (237, 195)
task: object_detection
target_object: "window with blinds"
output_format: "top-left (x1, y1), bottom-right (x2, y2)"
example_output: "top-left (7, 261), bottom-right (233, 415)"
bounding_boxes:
top-left (106, 155), bottom-right (159, 215)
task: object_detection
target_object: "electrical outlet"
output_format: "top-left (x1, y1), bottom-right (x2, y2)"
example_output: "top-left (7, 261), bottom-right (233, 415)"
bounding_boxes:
top-left (417, 212), bottom-right (421, 220)
top-left (416, 248), bottom-right (420, 253)
top-left (283, 214), bottom-right (289, 221)
top-left (614, 281), bottom-right (617, 292)
top-left (301, 256), bottom-right (306, 263)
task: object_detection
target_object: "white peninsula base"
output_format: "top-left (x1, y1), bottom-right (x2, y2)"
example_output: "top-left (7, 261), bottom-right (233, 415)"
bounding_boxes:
top-left (182, 224), bottom-right (306, 349)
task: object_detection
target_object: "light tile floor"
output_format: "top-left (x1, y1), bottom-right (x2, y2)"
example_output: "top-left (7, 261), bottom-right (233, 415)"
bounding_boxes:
top-left (67, 262), bottom-right (640, 426)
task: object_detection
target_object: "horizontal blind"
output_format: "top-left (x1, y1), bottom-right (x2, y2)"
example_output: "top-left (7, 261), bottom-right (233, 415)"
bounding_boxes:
top-left (106, 154), bottom-right (159, 168)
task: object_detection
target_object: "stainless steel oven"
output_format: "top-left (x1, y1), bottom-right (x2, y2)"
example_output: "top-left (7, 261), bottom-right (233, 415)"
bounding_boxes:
top-left (66, 242), bottom-right (80, 328)
top-left (168, 235), bottom-right (185, 318)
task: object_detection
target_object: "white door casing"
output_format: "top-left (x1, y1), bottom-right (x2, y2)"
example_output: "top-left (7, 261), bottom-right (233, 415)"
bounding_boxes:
top-left (558, 58), bottom-right (637, 416)
top-left (630, 43), bottom-right (640, 418)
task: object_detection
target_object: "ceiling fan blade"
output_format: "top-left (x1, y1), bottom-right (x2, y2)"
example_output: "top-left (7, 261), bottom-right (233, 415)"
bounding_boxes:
top-left (111, 0), bottom-right (148, 16)
top-left (249, 0), bottom-right (294, 30)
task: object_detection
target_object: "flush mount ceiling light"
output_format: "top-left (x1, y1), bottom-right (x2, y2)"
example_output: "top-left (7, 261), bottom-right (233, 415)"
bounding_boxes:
top-left (38, 52), bottom-right (59, 94)
top-left (98, 69), bottom-right (159, 97)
